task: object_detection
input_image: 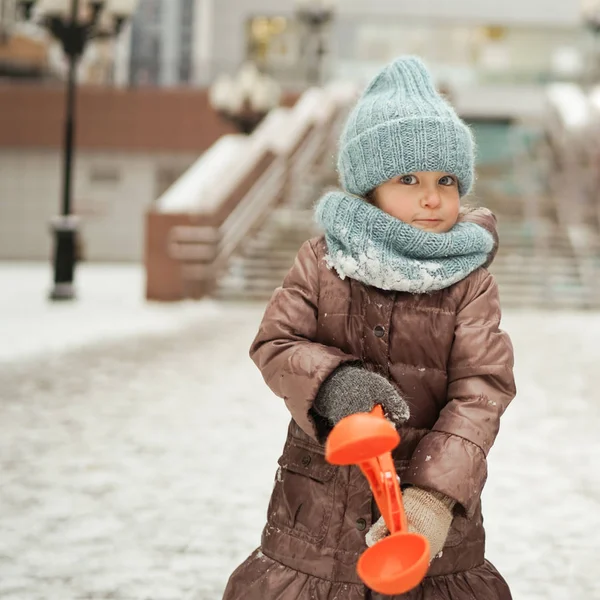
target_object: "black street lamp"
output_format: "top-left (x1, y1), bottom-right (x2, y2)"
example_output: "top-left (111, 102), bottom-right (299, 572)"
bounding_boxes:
top-left (18, 0), bottom-right (138, 300)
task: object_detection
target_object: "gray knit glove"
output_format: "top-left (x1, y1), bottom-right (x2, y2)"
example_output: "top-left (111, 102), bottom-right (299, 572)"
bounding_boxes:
top-left (310, 365), bottom-right (410, 442)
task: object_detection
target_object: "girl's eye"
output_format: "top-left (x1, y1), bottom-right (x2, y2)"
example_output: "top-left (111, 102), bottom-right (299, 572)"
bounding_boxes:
top-left (439, 175), bottom-right (456, 186)
top-left (399, 175), bottom-right (417, 185)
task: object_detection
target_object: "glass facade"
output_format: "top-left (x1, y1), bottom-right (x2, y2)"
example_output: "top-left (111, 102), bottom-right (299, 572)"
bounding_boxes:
top-left (129, 0), bottom-right (162, 85)
top-left (129, 0), bottom-right (195, 86)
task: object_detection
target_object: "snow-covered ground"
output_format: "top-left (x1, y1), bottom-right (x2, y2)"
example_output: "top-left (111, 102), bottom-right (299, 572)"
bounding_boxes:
top-left (0, 263), bottom-right (219, 364)
top-left (0, 262), bottom-right (599, 600)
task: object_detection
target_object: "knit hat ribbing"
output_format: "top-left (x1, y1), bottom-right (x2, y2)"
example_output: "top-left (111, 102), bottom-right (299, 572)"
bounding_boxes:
top-left (337, 56), bottom-right (475, 197)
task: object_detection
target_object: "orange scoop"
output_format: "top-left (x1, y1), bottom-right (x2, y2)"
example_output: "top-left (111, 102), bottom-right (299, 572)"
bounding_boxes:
top-left (325, 405), bottom-right (429, 595)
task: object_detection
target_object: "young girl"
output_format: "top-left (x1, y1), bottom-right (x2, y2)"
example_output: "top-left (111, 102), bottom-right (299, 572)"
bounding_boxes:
top-left (223, 56), bottom-right (516, 600)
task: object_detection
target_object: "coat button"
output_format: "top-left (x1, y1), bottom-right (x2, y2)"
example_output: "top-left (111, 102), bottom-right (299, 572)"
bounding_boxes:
top-left (373, 325), bottom-right (385, 338)
top-left (356, 518), bottom-right (367, 531)
top-left (301, 455), bottom-right (311, 467)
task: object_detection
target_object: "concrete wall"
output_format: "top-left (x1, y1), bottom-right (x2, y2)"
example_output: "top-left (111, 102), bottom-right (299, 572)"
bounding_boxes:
top-left (0, 150), bottom-right (196, 261)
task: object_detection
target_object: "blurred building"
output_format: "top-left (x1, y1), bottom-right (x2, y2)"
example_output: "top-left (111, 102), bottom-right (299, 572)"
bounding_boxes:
top-left (109, 0), bottom-right (587, 117)
top-left (0, 0), bottom-right (597, 273)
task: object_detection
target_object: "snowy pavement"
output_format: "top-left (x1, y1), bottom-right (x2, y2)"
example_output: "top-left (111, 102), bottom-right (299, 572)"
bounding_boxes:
top-left (0, 263), bottom-right (599, 600)
top-left (0, 262), bottom-right (219, 364)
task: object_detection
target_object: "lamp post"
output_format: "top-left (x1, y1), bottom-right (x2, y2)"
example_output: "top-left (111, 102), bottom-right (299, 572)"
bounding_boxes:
top-left (209, 62), bottom-right (281, 135)
top-left (18, 0), bottom-right (139, 300)
top-left (294, 0), bottom-right (336, 86)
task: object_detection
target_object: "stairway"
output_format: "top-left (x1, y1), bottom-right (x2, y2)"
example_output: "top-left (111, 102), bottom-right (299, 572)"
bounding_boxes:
top-left (214, 205), bottom-right (318, 301)
top-left (214, 157), bottom-right (329, 301)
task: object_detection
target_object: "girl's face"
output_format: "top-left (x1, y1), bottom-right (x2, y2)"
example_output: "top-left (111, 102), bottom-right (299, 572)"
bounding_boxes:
top-left (371, 171), bottom-right (460, 233)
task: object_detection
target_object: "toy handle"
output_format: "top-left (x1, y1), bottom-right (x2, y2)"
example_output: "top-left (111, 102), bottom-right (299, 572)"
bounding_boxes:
top-left (358, 405), bottom-right (408, 535)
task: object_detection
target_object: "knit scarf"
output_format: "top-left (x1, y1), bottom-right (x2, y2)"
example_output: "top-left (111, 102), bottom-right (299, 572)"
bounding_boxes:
top-left (314, 191), bottom-right (494, 294)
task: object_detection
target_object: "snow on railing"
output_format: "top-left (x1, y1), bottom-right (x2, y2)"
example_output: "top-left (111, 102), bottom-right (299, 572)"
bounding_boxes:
top-left (155, 134), bottom-right (250, 214)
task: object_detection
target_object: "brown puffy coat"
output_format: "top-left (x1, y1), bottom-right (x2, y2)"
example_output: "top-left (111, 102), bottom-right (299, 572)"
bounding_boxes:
top-left (223, 209), bottom-right (516, 600)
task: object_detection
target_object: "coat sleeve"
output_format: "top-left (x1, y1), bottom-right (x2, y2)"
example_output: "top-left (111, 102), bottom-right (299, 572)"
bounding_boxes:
top-left (402, 269), bottom-right (516, 517)
top-left (249, 239), bottom-right (359, 441)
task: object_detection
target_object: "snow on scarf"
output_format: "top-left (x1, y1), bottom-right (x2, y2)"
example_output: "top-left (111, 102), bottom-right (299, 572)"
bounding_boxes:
top-left (314, 191), bottom-right (494, 294)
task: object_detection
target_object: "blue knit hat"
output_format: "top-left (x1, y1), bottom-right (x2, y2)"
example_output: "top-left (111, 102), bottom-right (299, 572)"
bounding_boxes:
top-left (337, 56), bottom-right (475, 197)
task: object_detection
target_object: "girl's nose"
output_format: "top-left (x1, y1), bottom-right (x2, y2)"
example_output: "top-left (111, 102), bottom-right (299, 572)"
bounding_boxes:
top-left (421, 189), bottom-right (441, 208)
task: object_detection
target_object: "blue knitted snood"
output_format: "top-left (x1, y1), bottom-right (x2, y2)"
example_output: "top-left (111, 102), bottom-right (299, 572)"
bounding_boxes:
top-left (314, 191), bottom-right (494, 294)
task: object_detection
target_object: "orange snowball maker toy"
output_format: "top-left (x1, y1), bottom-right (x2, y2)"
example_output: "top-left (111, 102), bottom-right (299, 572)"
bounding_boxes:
top-left (325, 405), bottom-right (429, 595)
